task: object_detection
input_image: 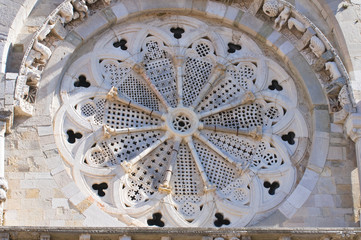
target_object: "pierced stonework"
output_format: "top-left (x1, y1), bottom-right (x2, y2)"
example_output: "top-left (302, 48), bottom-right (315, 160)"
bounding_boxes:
top-left (54, 16), bottom-right (310, 227)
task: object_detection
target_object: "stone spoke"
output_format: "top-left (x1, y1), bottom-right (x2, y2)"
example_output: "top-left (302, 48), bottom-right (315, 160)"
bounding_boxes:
top-left (190, 64), bottom-right (226, 109)
top-left (186, 137), bottom-right (214, 192)
top-left (121, 132), bottom-right (171, 172)
top-left (106, 86), bottom-right (164, 118)
top-left (102, 124), bottom-right (165, 137)
top-left (194, 132), bottom-right (246, 174)
top-left (198, 91), bottom-right (255, 119)
top-left (201, 125), bottom-right (263, 141)
top-left (158, 137), bottom-right (181, 193)
top-left (132, 64), bottom-right (171, 110)
top-left (174, 57), bottom-right (185, 107)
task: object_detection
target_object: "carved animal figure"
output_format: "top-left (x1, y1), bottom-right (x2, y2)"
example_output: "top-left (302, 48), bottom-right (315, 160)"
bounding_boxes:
top-left (58, 1), bottom-right (74, 23)
top-left (288, 17), bottom-right (306, 33)
top-left (310, 35), bottom-right (325, 58)
top-left (38, 19), bottom-right (56, 41)
top-left (72, 0), bottom-right (88, 20)
top-left (274, 6), bottom-right (291, 31)
top-left (33, 39), bottom-right (52, 63)
top-left (325, 62), bottom-right (342, 81)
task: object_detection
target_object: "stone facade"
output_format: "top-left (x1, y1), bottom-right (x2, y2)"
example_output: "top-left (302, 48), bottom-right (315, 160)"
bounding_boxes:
top-left (1, 0), bottom-right (361, 237)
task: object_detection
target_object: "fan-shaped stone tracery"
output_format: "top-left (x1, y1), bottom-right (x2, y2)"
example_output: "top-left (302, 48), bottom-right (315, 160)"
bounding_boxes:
top-left (55, 16), bottom-right (309, 227)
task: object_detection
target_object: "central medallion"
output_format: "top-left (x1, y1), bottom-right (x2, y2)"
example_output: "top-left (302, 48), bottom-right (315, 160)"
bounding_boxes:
top-left (165, 107), bottom-right (199, 137)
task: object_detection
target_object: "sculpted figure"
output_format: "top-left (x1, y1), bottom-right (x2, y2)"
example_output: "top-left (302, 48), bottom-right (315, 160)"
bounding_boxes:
top-left (325, 62), bottom-right (342, 81)
top-left (274, 6), bottom-right (291, 31)
top-left (72, 0), bottom-right (88, 20)
top-left (310, 35), bottom-right (326, 58)
top-left (326, 77), bottom-right (346, 97)
top-left (86, 0), bottom-right (111, 4)
top-left (38, 17), bottom-right (57, 41)
top-left (25, 50), bottom-right (41, 67)
top-left (288, 17), bottom-right (306, 33)
top-left (263, 0), bottom-right (280, 17)
top-left (59, 1), bottom-right (74, 23)
top-left (25, 66), bottom-right (41, 85)
top-left (338, 85), bottom-right (351, 108)
top-left (33, 39), bottom-right (52, 63)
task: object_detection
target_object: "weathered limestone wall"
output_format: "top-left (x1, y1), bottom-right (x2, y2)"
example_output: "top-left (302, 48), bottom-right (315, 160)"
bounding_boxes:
top-left (0, 0), bottom-right (360, 228)
top-left (280, 123), bottom-right (358, 227)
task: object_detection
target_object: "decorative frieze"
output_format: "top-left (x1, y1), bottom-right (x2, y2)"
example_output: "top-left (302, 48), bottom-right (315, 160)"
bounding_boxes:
top-left (260, 0), bottom-right (353, 121)
top-left (15, 0), bottom-right (113, 116)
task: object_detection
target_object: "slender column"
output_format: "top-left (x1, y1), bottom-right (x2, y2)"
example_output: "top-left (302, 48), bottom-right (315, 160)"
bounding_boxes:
top-left (346, 113), bottom-right (361, 226)
top-left (0, 122), bottom-right (5, 177)
top-left (0, 121), bottom-right (7, 225)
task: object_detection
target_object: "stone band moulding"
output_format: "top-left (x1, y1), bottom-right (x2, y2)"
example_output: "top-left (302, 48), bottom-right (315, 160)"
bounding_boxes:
top-left (12, 0), bottom-right (352, 227)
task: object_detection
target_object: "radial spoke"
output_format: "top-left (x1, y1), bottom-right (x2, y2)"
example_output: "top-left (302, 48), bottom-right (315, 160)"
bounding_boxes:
top-left (175, 57), bottom-right (184, 107)
top-left (121, 132), bottom-right (171, 171)
top-left (158, 137), bottom-right (181, 193)
top-left (194, 132), bottom-right (247, 174)
top-left (186, 137), bottom-right (215, 192)
top-left (102, 124), bottom-right (165, 138)
top-left (202, 125), bottom-right (263, 141)
top-left (190, 64), bottom-right (226, 109)
top-left (132, 64), bottom-right (171, 109)
top-left (199, 91), bottom-right (255, 119)
top-left (106, 87), bottom-right (163, 118)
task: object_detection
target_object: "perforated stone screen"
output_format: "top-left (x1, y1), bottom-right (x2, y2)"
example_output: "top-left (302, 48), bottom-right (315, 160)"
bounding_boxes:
top-left (54, 15), bottom-right (310, 227)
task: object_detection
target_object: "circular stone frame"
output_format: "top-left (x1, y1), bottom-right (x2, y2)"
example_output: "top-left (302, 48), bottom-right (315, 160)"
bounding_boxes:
top-left (27, 0), bottom-right (332, 227)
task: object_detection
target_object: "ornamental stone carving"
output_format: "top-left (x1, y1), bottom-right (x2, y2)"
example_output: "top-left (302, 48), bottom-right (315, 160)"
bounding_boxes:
top-left (287, 17), bottom-right (306, 33)
top-left (309, 36), bottom-right (326, 58)
top-left (54, 15), bottom-right (310, 227)
top-left (274, 6), bottom-right (291, 31)
top-left (325, 62), bottom-right (342, 81)
top-left (8, 0), bottom-right (351, 228)
top-left (263, 0), bottom-right (281, 17)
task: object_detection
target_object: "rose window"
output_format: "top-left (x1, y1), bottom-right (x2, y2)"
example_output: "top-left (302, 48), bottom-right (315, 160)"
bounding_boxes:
top-left (54, 16), bottom-right (309, 227)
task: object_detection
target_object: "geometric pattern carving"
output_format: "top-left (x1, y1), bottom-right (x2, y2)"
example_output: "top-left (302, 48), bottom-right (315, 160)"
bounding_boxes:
top-left (54, 16), bottom-right (309, 227)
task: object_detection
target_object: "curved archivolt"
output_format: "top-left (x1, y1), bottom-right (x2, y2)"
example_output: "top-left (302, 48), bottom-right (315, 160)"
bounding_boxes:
top-left (54, 17), bottom-right (308, 227)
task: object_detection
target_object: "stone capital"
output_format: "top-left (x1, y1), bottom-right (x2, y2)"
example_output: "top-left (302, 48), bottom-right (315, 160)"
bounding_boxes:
top-left (345, 113), bottom-right (361, 142)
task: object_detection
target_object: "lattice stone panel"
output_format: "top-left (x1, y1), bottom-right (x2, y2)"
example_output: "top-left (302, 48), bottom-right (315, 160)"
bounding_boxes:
top-left (54, 16), bottom-right (310, 228)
